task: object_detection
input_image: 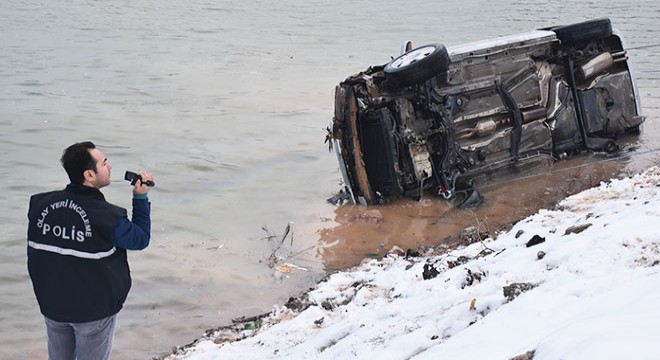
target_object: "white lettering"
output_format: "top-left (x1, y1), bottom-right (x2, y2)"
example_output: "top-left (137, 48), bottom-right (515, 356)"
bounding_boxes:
top-left (62, 225), bottom-right (71, 240)
top-left (37, 199), bottom-right (93, 241)
top-left (39, 223), bottom-right (87, 243)
top-left (37, 207), bottom-right (49, 228)
top-left (50, 200), bottom-right (69, 210)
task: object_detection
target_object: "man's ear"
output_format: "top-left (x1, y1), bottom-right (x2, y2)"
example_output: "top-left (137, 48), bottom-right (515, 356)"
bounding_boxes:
top-left (83, 169), bottom-right (95, 183)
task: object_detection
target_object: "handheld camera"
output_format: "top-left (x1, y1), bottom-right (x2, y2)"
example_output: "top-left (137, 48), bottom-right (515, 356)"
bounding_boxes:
top-left (124, 171), bottom-right (155, 187)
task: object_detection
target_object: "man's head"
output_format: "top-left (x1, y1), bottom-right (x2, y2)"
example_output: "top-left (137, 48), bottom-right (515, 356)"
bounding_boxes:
top-left (61, 141), bottom-right (112, 188)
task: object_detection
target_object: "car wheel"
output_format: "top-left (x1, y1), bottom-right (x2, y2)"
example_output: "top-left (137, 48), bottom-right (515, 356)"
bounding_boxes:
top-left (553, 18), bottom-right (612, 45)
top-left (384, 43), bottom-right (450, 88)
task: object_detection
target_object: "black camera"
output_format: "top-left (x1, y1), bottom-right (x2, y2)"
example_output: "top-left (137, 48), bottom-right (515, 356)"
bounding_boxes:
top-left (124, 171), bottom-right (155, 187)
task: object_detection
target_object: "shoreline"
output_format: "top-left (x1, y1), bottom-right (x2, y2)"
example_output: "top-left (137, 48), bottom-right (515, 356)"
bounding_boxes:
top-left (157, 166), bottom-right (660, 360)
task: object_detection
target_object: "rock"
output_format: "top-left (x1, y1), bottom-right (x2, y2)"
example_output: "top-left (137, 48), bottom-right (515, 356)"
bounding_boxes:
top-left (321, 300), bottom-right (334, 310)
top-left (284, 296), bottom-right (309, 312)
top-left (447, 255), bottom-right (470, 269)
top-left (314, 317), bottom-right (324, 327)
top-left (510, 350), bottom-right (536, 360)
top-left (526, 235), bottom-right (545, 247)
top-left (503, 282), bottom-right (537, 302)
top-left (422, 263), bottom-right (439, 280)
top-left (564, 223), bottom-right (592, 235)
top-left (537, 250), bottom-right (546, 260)
top-left (462, 269), bottom-right (485, 289)
top-left (405, 248), bottom-right (421, 257)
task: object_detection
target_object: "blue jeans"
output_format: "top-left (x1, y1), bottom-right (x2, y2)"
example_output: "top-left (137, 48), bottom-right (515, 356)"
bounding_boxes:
top-left (44, 314), bottom-right (117, 360)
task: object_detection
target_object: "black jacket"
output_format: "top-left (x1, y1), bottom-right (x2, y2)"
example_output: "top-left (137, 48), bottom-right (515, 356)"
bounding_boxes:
top-left (27, 184), bottom-right (132, 323)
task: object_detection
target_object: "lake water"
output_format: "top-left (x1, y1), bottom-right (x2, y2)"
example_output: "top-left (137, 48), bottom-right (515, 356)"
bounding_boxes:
top-left (1, 1), bottom-right (659, 359)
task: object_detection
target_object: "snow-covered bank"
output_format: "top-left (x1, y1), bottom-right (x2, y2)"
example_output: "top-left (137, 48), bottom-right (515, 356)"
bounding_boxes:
top-left (163, 167), bottom-right (660, 360)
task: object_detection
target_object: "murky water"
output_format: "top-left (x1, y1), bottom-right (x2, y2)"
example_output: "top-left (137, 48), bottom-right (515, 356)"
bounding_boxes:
top-left (1, 1), bottom-right (658, 359)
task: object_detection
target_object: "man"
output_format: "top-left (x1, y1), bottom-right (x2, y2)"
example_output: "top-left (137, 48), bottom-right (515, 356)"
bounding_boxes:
top-left (27, 141), bottom-right (155, 360)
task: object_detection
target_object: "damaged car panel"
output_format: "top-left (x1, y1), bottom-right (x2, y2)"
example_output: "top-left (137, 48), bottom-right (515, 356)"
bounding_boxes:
top-left (330, 18), bottom-right (644, 206)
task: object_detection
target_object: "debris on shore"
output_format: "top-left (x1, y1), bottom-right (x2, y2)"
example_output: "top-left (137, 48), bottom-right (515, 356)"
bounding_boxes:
top-left (159, 167), bottom-right (660, 360)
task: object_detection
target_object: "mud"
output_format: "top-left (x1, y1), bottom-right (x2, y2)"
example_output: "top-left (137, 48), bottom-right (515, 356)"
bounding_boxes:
top-left (319, 137), bottom-right (645, 271)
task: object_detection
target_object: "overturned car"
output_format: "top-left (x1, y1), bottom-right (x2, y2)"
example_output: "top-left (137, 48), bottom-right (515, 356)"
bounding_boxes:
top-left (329, 18), bottom-right (644, 206)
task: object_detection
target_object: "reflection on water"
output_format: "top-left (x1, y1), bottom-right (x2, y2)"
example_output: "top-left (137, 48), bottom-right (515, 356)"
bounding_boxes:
top-left (1, 0), bottom-right (659, 358)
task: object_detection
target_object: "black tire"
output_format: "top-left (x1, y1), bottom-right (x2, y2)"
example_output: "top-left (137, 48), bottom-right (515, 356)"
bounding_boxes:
top-left (553, 18), bottom-right (612, 45)
top-left (384, 43), bottom-right (450, 89)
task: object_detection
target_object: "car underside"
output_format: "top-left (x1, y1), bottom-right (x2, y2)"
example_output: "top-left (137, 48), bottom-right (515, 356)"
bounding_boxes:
top-left (329, 18), bottom-right (644, 206)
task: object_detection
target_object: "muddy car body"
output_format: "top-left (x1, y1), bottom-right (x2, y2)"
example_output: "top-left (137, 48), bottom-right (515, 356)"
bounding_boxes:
top-left (330, 18), bottom-right (644, 206)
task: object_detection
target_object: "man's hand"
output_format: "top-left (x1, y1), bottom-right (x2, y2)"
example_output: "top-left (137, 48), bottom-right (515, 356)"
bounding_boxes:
top-left (133, 171), bottom-right (155, 195)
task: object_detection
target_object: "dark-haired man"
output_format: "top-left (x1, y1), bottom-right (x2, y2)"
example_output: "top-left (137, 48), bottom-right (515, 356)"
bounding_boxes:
top-left (27, 141), bottom-right (155, 360)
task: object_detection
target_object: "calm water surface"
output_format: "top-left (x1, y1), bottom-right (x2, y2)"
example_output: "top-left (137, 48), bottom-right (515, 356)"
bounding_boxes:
top-left (1, 1), bottom-right (659, 358)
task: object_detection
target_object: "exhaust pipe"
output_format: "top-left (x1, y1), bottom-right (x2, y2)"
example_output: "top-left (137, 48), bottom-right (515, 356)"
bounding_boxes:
top-left (579, 52), bottom-right (614, 79)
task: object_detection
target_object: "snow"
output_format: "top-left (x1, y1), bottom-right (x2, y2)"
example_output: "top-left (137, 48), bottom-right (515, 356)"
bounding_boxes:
top-left (164, 167), bottom-right (660, 360)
